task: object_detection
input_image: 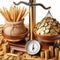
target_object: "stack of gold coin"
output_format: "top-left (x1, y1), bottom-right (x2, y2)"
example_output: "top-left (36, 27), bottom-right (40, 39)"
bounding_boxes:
top-left (34, 17), bottom-right (60, 50)
top-left (34, 17), bottom-right (60, 36)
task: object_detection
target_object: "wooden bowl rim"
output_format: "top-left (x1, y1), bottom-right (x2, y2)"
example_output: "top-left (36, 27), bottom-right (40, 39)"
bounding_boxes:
top-left (33, 31), bottom-right (60, 39)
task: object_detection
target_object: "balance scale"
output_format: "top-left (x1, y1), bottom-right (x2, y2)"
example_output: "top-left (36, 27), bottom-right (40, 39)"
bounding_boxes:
top-left (9, 0), bottom-right (51, 55)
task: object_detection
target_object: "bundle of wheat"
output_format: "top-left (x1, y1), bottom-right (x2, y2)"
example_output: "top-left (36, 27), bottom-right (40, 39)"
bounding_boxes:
top-left (0, 6), bottom-right (29, 22)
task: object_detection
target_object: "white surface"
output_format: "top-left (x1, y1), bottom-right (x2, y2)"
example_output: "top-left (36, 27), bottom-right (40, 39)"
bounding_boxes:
top-left (0, 0), bottom-right (60, 24)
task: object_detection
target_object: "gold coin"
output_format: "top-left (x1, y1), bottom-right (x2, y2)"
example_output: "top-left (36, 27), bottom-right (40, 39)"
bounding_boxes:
top-left (35, 17), bottom-right (60, 36)
top-left (39, 23), bottom-right (44, 28)
top-left (45, 29), bottom-right (49, 34)
top-left (55, 28), bottom-right (60, 33)
top-left (36, 29), bottom-right (41, 34)
top-left (40, 31), bottom-right (44, 35)
top-left (50, 29), bottom-right (58, 35)
top-left (46, 25), bottom-right (51, 29)
top-left (52, 22), bottom-right (56, 26)
top-left (50, 29), bottom-right (55, 33)
top-left (40, 27), bottom-right (45, 31)
top-left (44, 23), bottom-right (48, 27)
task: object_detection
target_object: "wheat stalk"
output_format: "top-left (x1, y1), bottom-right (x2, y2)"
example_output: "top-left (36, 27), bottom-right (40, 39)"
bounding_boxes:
top-left (0, 6), bottom-right (29, 22)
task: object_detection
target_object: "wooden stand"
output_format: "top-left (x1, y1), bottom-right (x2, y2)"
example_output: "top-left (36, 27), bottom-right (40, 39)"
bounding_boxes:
top-left (9, 39), bottom-right (28, 52)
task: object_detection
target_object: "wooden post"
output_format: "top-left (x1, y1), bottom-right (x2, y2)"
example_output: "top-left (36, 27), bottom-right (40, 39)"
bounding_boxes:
top-left (45, 50), bottom-right (49, 60)
top-left (49, 46), bottom-right (54, 58)
top-left (55, 48), bottom-right (59, 59)
top-left (40, 51), bottom-right (45, 58)
top-left (10, 48), bottom-right (14, 53)
top-left (29, 0), bottom-right (36, 40)
top-left (58, 51), bottom-right (60, 60)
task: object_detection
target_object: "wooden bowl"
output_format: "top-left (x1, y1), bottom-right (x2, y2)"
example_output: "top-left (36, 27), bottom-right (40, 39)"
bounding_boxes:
top-left (33, 31), bottom-right (60, 43)
top-left (2, 29), bottom-right (28, 42)
top-left (33, 31), bottom-right (60, 50)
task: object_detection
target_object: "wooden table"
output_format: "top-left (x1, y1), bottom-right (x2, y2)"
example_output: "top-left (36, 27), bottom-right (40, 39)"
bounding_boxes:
top-left (0, 24), bottom-right (60, 60)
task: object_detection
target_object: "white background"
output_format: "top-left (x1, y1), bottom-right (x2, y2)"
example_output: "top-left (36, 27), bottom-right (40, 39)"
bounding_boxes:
top-left (0, 0), bottom-right (60, 24)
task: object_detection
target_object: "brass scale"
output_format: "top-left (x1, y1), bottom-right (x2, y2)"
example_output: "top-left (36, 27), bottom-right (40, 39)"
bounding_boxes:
top-left (9, 0), bottom-right (51, 55)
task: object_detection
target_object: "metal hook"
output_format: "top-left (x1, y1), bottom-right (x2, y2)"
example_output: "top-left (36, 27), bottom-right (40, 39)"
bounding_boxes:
top-left (45, 9), bottom-right (53, 18)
